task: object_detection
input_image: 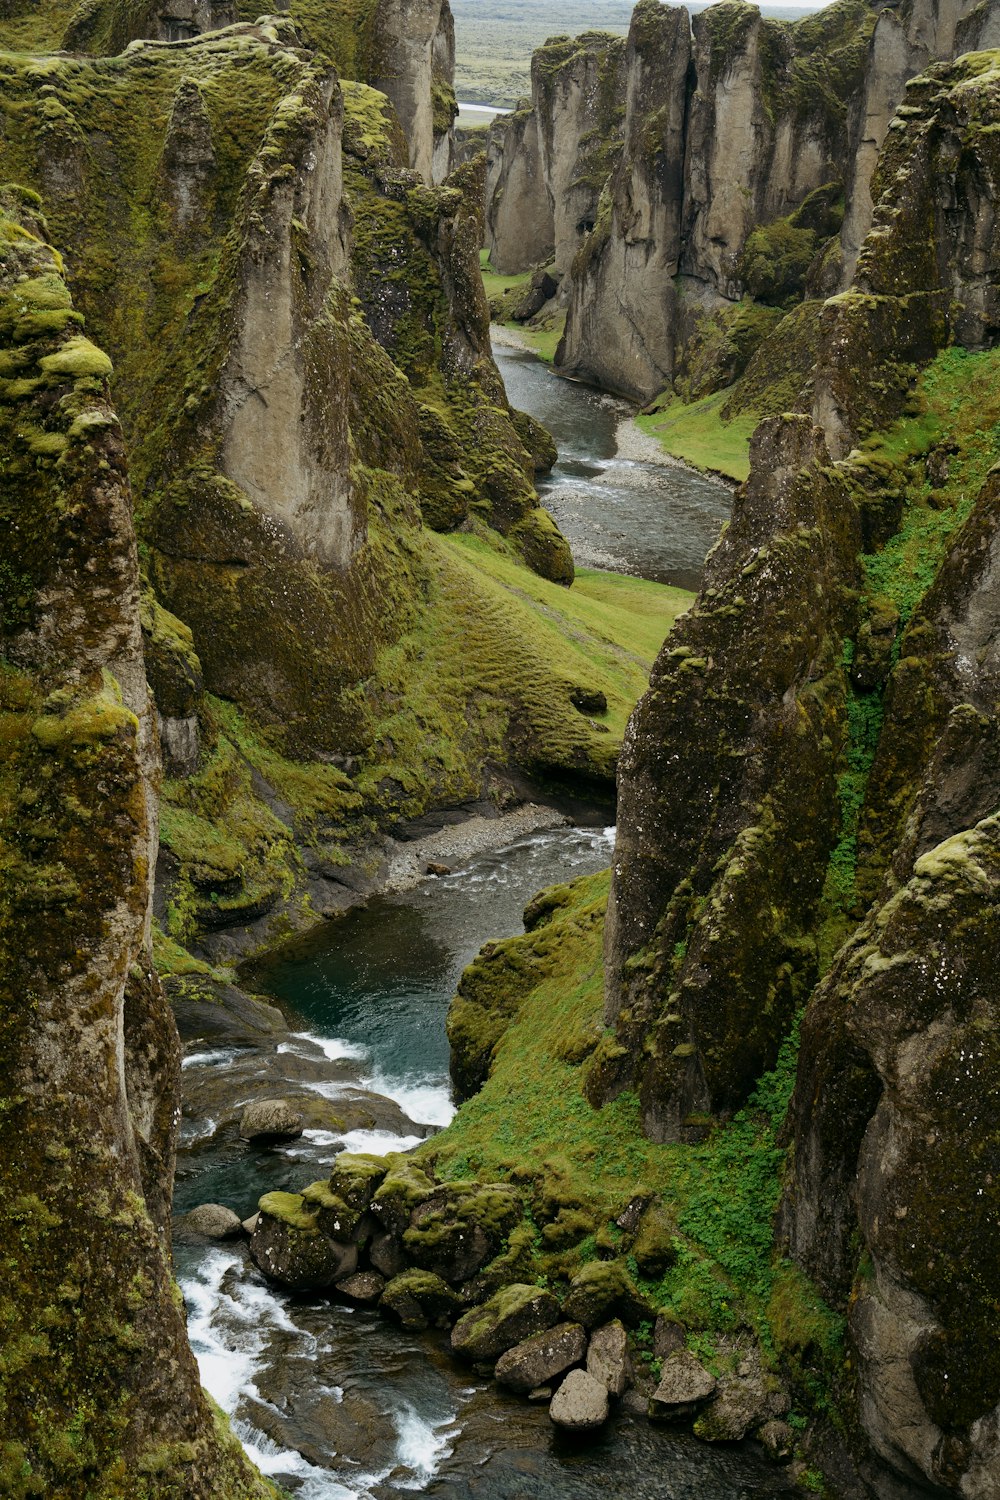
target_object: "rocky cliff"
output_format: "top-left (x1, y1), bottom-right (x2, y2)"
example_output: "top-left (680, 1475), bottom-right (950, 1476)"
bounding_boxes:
top-left (0, 192), bottom-right (276, 1500)
top-left (0, 0), bottom-right (457, 183)
top-left (0, 16), bottom-right (654, 972)
top-left (484, 30), bottom-right (626, 279)
top-left (488, 0), bottom-right (1000, 409)
top-left (598, 46), bottom-right (1000, 1497)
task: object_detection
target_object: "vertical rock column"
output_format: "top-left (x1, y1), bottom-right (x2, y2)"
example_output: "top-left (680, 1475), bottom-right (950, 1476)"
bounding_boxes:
top-left (0, 198), bottom-right (273, 1499)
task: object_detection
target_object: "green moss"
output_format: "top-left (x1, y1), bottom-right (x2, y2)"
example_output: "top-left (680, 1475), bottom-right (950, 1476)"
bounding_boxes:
top-left (257, 1191), bottom-right (319, 1234)
top-left (327, 1152), bottom-right (388, 1208)
top-left (635, 391), bottom-right (756, 481)
top-left (31, 685), bottom-right (136, 751)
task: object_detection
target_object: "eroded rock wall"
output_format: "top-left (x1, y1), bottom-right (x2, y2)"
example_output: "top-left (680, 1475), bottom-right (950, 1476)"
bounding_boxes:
top-left (605, 47), bottom-right (1000, 1497)
top-left (839, 0), bottom-right (993, 280)
top-left (549, 0), bottom-right (1000, 404)
top-left (0, 192), bottom-right (274, 1500)
top-left (485, 31), bottom-right (626, 279)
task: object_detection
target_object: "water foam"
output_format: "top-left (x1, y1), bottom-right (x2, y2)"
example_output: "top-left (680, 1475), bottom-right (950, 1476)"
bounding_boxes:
top-left (182, 1048), bottom-right (240, 1070)
top-left (392, 1404), bottom-right (457, 1489)
top-left (360, 1071), bottom-right (456, 1130)
top-left (336, 1126), bottom-right (424, 1156)
top-left (282, 1031), bottom-right (369, 1063)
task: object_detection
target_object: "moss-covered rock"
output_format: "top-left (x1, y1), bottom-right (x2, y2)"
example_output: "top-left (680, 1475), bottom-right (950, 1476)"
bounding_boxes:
top-left (380, 1268), bottom-right (459, 1329)
top-left (0, 192), bottom-right (276, 1499)
top-left (328, 1152), bottom-right (390, 1211)
top-left (250, 1194), bottom-right (358, 1289)
top-left (450, 1282), bottom-right (560, 1362)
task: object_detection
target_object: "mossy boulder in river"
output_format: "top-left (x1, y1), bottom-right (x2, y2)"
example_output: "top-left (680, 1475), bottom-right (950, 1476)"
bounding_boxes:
top-left (451, 1283), bottom-right (561, 1363)
top-left (251, 1192), bottom-right (359, 1290)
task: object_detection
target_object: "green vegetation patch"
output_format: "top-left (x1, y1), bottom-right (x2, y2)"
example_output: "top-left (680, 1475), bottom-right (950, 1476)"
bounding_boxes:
top-left (480, 254), bottom-right (565, 364)
top-left (425, 875), bottom-right (843, 1380)
top-left (636, 390), bottom-right (757, 482)
top-left (855, 346), bottom-right (1000, 625)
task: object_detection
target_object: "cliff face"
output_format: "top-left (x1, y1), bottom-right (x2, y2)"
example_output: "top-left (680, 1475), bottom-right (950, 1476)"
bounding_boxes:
top-left (603, 48), bottom-right (1000, 1496)
top-left (838, 0), bottom-right (999, 279)
top-left (0, 14), bottom-right (648, 981)
top-left (0, 194), bottom-right (274, 1499)
top-left (485, 31), bottom-right (626, 279)
top-left (547, 0), bottom-right (875, 401)
top-left (0, 0), bottom-right (457, 184)
top-left (488, 0), bottom-right (1000, 406)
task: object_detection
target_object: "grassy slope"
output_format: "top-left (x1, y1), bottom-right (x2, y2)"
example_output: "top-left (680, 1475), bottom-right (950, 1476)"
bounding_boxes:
top-left (635, 392), bottom-right (757, 482)
top-left (157, 527), bottom-right (692, 950)
top-left (423, 873), bottom-right (841, 1395)
top-left (356, 531), bottom-right (690, 797)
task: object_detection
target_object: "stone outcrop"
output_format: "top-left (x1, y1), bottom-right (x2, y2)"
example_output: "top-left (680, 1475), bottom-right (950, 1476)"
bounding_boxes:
top-left (599, 413), bottom-right (860, 1140)
top-left (3, 0), bottom-right (459, 186)
top-left (600, 44), bottom-right (1000, 1500)
top-left (485, 31), bottom-right (626, 278)
top-left (0, 193), bottom-right (274, 1499)
top-left (555, 0), bottom-right (875, 401)
top-left (838, 0), bottom-right (1000, 278)
top-left (487, 0), bottom-right (1000, 406)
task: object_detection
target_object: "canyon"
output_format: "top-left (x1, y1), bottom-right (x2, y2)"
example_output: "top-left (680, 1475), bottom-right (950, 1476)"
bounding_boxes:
top-left (1, 0), bottom-right (1000, 1497)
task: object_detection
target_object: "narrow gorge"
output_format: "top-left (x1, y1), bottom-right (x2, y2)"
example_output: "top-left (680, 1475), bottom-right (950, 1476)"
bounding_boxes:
top-left (1, 0), bottom-right (999, 1497)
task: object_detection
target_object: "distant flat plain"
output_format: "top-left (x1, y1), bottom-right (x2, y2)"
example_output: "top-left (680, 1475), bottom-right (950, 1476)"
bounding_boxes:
top-left (453, 0), bottom-right (825, 106)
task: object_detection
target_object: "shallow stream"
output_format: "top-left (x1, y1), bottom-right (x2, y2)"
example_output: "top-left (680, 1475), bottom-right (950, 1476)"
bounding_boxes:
top-left (493, 341), bottom-right (732, 591)
top-left (171, 349), bottom-right (793, 1497)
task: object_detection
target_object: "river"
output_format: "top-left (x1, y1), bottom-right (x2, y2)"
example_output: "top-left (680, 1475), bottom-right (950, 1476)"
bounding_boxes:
top-left (493, 341), bottom-right (731, 591)
top-left (172, 348), bottom-right (792, 1498)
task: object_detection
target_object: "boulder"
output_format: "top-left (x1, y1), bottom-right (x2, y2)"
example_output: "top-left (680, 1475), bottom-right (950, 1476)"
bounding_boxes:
top-left (301, 1180), bottom-right (367, 1242)
top-left (168, 975), bottom-right (287, 1046)
top-left (239, 1098), bottom-right (304, 1141)
top-left (182, 1202), bottom-right (243, 1240)
top-left (242, 1212), bottom-right (259, 1235)
top-left (369, 1231), bottom-right (407, 1279)
top-left (403, 1183), bottom-right (522, 1283)
top-left (649, 1352), bottom-right (717, 1417)
top-left (562, 1261), bottom-right (652, 1328)
top-left (381, 1270), bottom-right (460, 1331)
top-left (568, 685), bottom-right (607, 716)
top-left (630, 1204), bottom-right (676, 1277)
top-left (758, 1419), bottom-right (795, 1461)
top-left (370, 1158), bottom-right (435, 1234)
top-left (249, 1193), bottom-right (355, 1291)
top-left (451, 1283), bottom-right (560, 1363)
top-left (549, 1369), bottom-right (610, 1430)
top-left (335, 1271), bottom-right (386, 1304)
top-left (586, 1319), bottom-right (629, 1396)
top-left (495, 1321), bottom-right (587, 1393)
top-left (328, 1152), bottom-right (389, 1211)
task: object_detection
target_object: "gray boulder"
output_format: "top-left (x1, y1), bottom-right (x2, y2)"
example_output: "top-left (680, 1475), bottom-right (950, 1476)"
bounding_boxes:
top-left (495, 1322), bottom-right (586, 1393)
top-left (335, 1271), bottom-right (386, 1304)
top-left (239, 1097), bottom-right (304, 1141)
top-left (182, 1202), bottom-right (243, 1240)
top-left (650, 1351), bottom-right (717, 1417)
top-left (549, 1369), bottom-right (610, 1430)
top-left (587, 1319), bottom-right (629, 1395)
